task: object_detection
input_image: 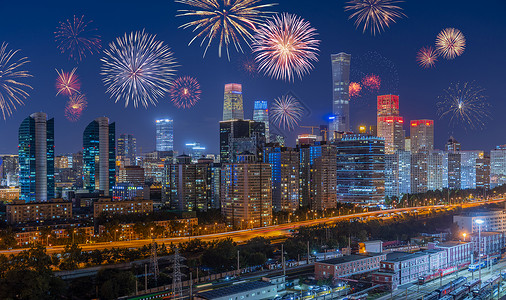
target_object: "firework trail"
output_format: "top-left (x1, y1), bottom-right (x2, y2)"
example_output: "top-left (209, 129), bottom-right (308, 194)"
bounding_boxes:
top-left (169, 76), bottom-right (201, 109)
top-left (270, 94), bottom-right (304, 130)
top-left (101, 30), bottom-right (178, 108)
top-left (55, 15), bottom-right (101, 62)
top-left (176, 0), bottom-right (276, 59)
top-left (435, 28), bottom-right (466, 60)
top-left (416, 46), bottom-right (438, 68)
top-left (362, 74), bottom-right (381, 91)
top-left (65, 93), bottom-right (87, 122)
top-left (252, 13), bottom-right (320, 81)
top-left (0, 43), bottom-right (32, 120)
top-left (344, 0), bottom-right (406, 35)
top-left (55, 67), bottom-right (81, 96)
top-left (437, 81), bottom-right (491, 130)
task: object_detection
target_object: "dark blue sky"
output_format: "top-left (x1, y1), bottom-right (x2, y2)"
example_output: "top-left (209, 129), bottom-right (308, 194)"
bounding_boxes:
top-left (1, 0), bottom-right (505, 155)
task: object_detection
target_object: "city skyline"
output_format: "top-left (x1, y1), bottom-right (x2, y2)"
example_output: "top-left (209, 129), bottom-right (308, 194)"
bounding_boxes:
top-left (0, 0), bottom-right (506, 155)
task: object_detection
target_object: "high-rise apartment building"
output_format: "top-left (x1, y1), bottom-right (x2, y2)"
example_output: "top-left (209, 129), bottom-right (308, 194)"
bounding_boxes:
top-left (491, 145), bottom-right (506, 188)
top-left (377, 95), bottom-right (404, 154)
top-left (117, 134), bottom-right (137, 164)
top-left (476, 153), bottom-right (491, 191)
top-left (460, 151), bottom-right (483, 189)
top-left (335, 135), bottom-right (385, 204)
top-left (155, 119), bottom-right (174, 151)
top-left (410, 120), bottom-right (434, 153)
top-left (330, 53), bottom-right (351, 134)
top-left (446, 136), bottom-right (461, 153)
top-left (385, 151), bottom-right (411, 197)
top-left (427, 151), bottom-right (444, 191)
top-left (83, 117), bottom-right (116, 196)
top-left (18, 112), bottom-right (55, 202)
top-left (118, 166), bottom-right (145, 186)
top-left (221, 153), bottom-right (272, 229)
top-left (411, 150), bottom-right (429, 194)
top-left (264, 146), bottom-right (300, 212)
top-left (253, 100), bottom-right (269, 143)
top-left (222, 83), bottom-right (244, 121)
top-left (0, 155), bottom-right (19, 187)
top-left (444, 152), bottom-right (461, 190)
top-left (219, 119), bottom-right (266, 163)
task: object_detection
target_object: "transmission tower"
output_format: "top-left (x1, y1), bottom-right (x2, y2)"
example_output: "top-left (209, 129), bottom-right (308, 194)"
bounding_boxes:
top-left (149, 241), bottom-right (159, 284)
top-left (171, 247), bottom-right (186, 299)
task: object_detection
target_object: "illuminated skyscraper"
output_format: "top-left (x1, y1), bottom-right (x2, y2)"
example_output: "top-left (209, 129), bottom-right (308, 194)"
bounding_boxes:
top-left (222, 83), bottom-right (244, 121)
top-left (155, 119), bottom-right (174, 151)
top-left (253, 100), bottom-right (269, 143)
top-left (377, 95), bottom-right (404, 154)
top-left (219, 119), bottom-right (265, 163)
top-left (490, 145), bottom-right (506, 188)
top-left (330, 53), bottom-right (351, 134)
top-left (83, 117), bottom-right (116, 196)
top-left (410, 120), bottom-right (434, 153)
top-left (264, 145), bottom-right (299, 212)
top-left (18, 112), bottom-right (55, 202)
top-left (446, 136), bottom-right (461, 153)
top-left (117, 134), bottom-right (137, 164)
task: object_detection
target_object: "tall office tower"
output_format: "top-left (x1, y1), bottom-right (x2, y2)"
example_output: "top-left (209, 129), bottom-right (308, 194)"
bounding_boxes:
top-left (427, 150), bottom-right (444, 191)
top-left (221, 153), bottom-right (272, 229)
top-left (410, 120), bottom-right (434, 153)
top-left (264, 146), bottom-right (300, 212)
top-left (141, 150), bottom-right (173, 184)
top-left (253, 100), bottom-right (269, 143)
top-left (18, 112), bottom-right (55, 202)
top-left (72, 151), bottom-right (83, 188)
top-left (490, 145), bottom-right (506, 188)
top-left (330, 53), bottom-right (351, 134)
top-left (446, 136), bottom-right (461, 153)
top-left (460, 151), bottom-right (483, 189)
top-left (411, 150), bottom-right (429, 194)
top-left (208, 161), bottom-right (221, 209)
top-left (83, 117), bottom-right (116, 196)
top-left (377, 95), bottom-right (405, 154)
top-left (219, 119), bottom-right (266, 163)
top-left (335, 135), bottom-right (385, 204)
top-left (222, 83), bottom-right (244, 121)
top-left (163, 155), bottom-right (210, 211)
top-left (185, 142), bottom-right (206, 161)
top-left (444, 152), bottom-right (461, 190)
top-left (118, 165), bottom-right (145, 186)
top-left (476, 152), bottom-right (491, 191)
top-left (117, 134), bottom-right (137, 164)
top-left (0, 155), bottom-right (19, 187)
top-left (385, 151), bottom-right (411, 198)
top-left (155, 119), bottom-right (174, 151)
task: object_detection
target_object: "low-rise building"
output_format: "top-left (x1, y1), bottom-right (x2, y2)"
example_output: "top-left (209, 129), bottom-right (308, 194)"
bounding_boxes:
top-left (470, 231), bottom-right (505, 258)
top-left (428, 241), bottom-right (472, 268)
top-left (194, 280), bottom-right (277, 300)
top-left (0, 187), bottom-right (20, 202)
top-left (6, 199), bottom-right (72, 224)
top-left (93, 198), bottom-right (153, 218)
top-left (453, 210), bottom-right (506, 233)
top-left (315, 253), bottom-right (386, 281)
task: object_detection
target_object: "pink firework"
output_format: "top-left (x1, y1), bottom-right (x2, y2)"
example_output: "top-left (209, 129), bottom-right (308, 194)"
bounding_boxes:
top-left (349, 82), bottom-right (362, 98)
top-left (416, 46), bottom-right (438, 68)
top-left (252, 13), bottom-right (320, 81)
top-left (65, 93), bottom-right (87, 122)
top-left (169, 76), bottom-right (201, 109)
top-left (55, 68), bottom-right (81, 96)
top-left (55, 15), bottom-right (102, 62)
top-left (362, 74), bottom-right (381, 90)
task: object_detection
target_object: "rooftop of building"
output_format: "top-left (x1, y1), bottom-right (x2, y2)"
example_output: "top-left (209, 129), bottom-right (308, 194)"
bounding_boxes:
top-left (196, 281), bottom-right (274, 299)
top-left (383, 250), bottom-right (445, 262)
top-left (318, 253), bottom-right (384, 265)
top-left (471, 231), bottom-right (503, 237)
top-left (455, 209), bottom-right (505, 217)
top-left (433, 241), bottom-right (470, 247)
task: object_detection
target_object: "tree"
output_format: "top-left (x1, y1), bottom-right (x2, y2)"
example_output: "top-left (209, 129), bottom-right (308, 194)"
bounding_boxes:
top-left (59, 243), bottom-right (83, 270)
top-left (97, 269), bottom-right (136, 300)
top-left (201, 238), bottom-right (236, 271)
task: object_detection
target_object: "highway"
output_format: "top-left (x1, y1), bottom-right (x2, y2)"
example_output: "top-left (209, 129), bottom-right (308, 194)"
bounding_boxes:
top-left (0, 199), bottom-right (503, 256)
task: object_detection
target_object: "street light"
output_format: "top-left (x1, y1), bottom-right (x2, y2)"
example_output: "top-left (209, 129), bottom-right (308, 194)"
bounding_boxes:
top-left (462, 232), bottom-right (467, 242)
top-left (475, 219), bottom-right (484, 281)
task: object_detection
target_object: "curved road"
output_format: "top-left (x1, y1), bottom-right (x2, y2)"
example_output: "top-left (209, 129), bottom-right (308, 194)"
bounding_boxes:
top-left (0, 199), bottom-right (502, 256)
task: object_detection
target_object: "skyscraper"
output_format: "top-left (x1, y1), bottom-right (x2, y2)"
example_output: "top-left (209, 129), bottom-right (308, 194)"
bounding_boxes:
top-left (83, 117), bottom-right (116, 196)
top-left (490, 145), bottom-right (506, 188)
top-left (155, 119), bottom-right (174, 151)
top-left (117, 134), bottom-right (137, 164)
top-left (219, 119), bottom-right (266, 163)
top-left (377, 95), bottom-right (405, 154)
top-left (385, 151), bottom-right (411, 197)
top-left (264, 145), bottom-right (299, 212)
top-left (18, 112), bottom-right (55, 202)
top-left (446, 136), bottom-right (461, 153)
top-left (410, 120), bottom-right (434, 153)
top-left (222, 83), bottom-right (244, 121)
top-left (330, 53), bottom-right (351, 134)
top-left (253, 100), bottom-right (269, 143)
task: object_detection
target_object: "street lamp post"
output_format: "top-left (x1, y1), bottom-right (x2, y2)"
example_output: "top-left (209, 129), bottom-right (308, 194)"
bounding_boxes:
top-left (475, 219), bottom-right (484, 281)
top-left (463, 233), bottom-right (467, 242)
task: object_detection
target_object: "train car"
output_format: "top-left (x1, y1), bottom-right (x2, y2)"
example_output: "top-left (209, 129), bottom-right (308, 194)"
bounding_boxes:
top-left (468, 261), bottom-right (486, 272)
top-left (124, 291), bottom-right (172, 300)
top-left (450, 286), bottom-right (469, 300)
top-left (452, 277), bottom-right (468, 289)
top-left (422, 291), bottom-right (439, 300)
top-left (437, 282), bottom-right (454, 297)
top-left (439, 296), bottom-right (453, 300)
top-left (464, 279), bottom-right (481, 292)
top-left (349, 292), bottom-right (368, 300)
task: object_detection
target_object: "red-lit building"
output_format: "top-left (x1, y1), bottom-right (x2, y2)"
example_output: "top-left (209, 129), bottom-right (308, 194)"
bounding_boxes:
top-left (410, 120), bottom-right (434, 153)
top-left (377, 95), bottom-right (404, 154)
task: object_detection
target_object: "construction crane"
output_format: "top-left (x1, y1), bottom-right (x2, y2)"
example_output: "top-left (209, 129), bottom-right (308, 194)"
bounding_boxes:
top-left (300, 125), bottom-right (329, 141)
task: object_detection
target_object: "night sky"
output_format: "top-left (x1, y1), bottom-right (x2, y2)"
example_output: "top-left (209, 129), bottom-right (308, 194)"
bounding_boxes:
top-left (1, 0), bottom-right (505, 155)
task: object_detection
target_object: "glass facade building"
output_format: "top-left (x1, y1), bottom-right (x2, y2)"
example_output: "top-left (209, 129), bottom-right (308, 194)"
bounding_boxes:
top-left (410, 120), bottom-right (434, 153)
top-left (253, 100), bottom-right (269, 143)
top-left (18, 112), bottom-right (54, 202)
top-left (117, 134), bottom-right (137, 164)
top-left (155, 118), bottom-right (174, 151)
top-left (377, 95), bottom-right (404, 154)
top-left (330, 53), bottom-right (351, 134)
top-left (219, 119), bottom-right (265, 163)
top-left (222, 83), bottom-right (244, 121)
top-left (264, 146), bottom-right (299, 212)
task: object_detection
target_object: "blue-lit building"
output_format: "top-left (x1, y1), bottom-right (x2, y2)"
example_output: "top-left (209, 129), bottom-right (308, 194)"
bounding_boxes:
top-left (253, 100), bottom-right (269, 143)
top-left (18, 112), bottom-right (55, 202)
top-left (264, 145), bottom-right (299, 212)
top-left (83, 117), bottom-right (116, 196)
top-left (156, 118), bottom-right (174, 151)
top-left (185, 142), bottom-right (206, 161)
top-left (334, 134), bottom-right (385, 204)
top-left (385, 151), bottom-right (411, 198)
top-left (219, 119), bottom-right (266, 163)
top-left (112, 182), bottom-right (146, 201)
top-left (330, 53), bottom-right (351, 134)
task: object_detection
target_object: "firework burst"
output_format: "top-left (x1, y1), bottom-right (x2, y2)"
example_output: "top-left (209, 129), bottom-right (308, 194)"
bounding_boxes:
top-left (55, 67), bottom-right (81, 96)
top-left (252, 13), bottom-right (320, 81)
top-left (437, 82), bottom-right (491, 130)
top-left (55, 15), bottom-right (102, 62)
top-left (101, 30), bottom-right (178, 108)
top-left (416, 46), bottom-right (438, 68)
top-left (176, 0), bottom-right (276, 59)
top-left (435, 28), bottom-right (466, 60)
top-left (361, 74), bottom-right (381, 90)
top-left (0, 43), bottom-right (32, 120)
top-left (349, 82), bottom-right (362, 98)
top-left (270, 94), bottom-right (304, 130)
top-left (238, 55), bottom-right (258, 76)
top-left (169, 76), bottom-right (201, 109)
top-left (344, 0), bottom-right (406, 35)
top-left (65, 93), bottom-right (87, 122)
